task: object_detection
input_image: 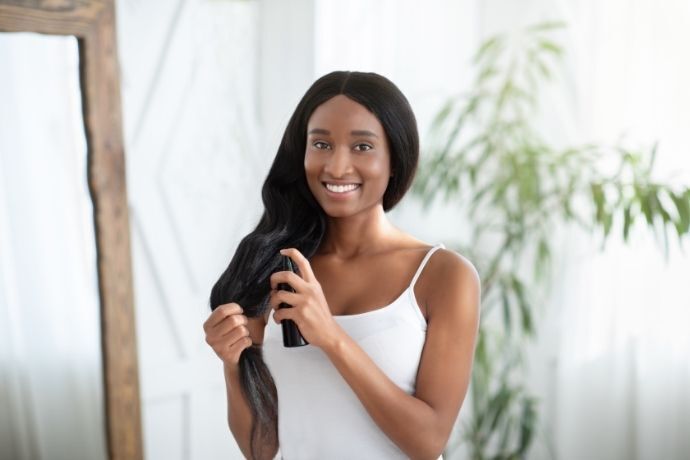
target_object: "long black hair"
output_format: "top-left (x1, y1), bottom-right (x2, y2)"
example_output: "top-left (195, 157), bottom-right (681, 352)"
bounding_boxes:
top-left (209, 70), bottom-right (419, 459)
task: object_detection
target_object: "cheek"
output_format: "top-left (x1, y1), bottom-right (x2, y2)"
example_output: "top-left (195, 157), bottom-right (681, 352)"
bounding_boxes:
top-left (363, 156), bottom-right (391, 180)
top-left (304, 151), bottom-right (319, 176)
top-left (304, 152), bottom-right (324, 193)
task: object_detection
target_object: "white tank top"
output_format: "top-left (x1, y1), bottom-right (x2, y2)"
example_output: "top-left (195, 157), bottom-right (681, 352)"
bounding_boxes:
top-left (263, 244), bottom-right (445, 460)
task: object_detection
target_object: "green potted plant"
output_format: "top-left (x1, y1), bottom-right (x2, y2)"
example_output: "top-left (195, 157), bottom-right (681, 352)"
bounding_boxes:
top-left (414, 22), bottom-right (690, 459)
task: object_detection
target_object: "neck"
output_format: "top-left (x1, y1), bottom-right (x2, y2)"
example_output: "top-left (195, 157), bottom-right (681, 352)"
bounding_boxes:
top-left (320, 205), bottom-right (397, 259)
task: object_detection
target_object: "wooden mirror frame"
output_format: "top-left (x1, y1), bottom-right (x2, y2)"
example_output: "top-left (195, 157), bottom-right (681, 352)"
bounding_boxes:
top-left (0, 1), bottom-right (143, 459)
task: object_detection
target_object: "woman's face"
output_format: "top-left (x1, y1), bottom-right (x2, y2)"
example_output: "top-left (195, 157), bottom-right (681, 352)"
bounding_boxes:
top-left (304, 95), bottom-right (391, 218)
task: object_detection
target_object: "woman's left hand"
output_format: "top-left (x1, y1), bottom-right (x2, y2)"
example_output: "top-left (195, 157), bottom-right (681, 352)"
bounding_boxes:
top-left (269, 248), bottom-right (344, 350)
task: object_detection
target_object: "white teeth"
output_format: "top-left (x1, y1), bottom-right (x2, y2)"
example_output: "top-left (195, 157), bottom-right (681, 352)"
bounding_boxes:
top-left (325, 183), bottom-right (360, 193)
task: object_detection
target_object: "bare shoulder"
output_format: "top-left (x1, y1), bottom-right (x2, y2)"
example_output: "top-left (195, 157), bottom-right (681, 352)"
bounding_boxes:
top-left (423, 248), bottom-right (481, 319)
top-left (429, 248), bottom-right (480, 285)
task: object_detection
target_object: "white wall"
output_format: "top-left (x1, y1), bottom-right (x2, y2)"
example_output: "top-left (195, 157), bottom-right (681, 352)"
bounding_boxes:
top-left (4, 0), bottom-right (687, 458)
top-left (116, 1), bottom-right (264, 458)
top-left (113, 0), bottom-right (690, 459)
top-left (115, 0), bottom-right (483, 458)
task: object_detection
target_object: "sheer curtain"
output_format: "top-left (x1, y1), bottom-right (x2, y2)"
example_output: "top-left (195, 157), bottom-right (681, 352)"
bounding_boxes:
top-left (0, 34), bottom-right (107, 460)
top-left (494, 1), bottom-right (690, 459)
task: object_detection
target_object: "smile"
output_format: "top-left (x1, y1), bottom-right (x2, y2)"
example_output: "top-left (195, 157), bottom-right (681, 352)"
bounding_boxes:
top-left (322, 182), bottom-right (361, 194)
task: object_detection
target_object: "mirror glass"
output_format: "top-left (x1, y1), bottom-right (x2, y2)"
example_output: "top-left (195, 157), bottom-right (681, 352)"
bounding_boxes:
top-left (0, 32), bottom-right (108, 460)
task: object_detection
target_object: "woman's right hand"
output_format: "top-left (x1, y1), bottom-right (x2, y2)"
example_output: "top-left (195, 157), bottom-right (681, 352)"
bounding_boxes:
top-left (203, 302), bottom-right (252, 367)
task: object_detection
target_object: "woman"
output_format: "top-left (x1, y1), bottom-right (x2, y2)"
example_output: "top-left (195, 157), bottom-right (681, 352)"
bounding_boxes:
top-left (204, 71), bottom-right (480, 460)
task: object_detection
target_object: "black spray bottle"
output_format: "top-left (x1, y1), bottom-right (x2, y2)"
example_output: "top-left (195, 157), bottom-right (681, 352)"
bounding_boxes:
top-left (277, 255), bottom-right (309, 347)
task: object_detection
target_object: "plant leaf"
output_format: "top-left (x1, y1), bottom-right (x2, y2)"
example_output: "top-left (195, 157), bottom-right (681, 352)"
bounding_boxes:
top-left (510, 276), bottom-right (534, 336)
top-left (538, 39), bottom-right (563, 56)
top-left (502, 285), bottom-right (512, 334)
top-left (670, 190), bottom-right (690, 235)
top-left (517, 398), bottom-right (538, 455)
top-left (525, 21), bottom-right (567, 33)
top-left (474, 35), bottom-right (504, 65)
top-left (623, 203), bottom-right (633, 241)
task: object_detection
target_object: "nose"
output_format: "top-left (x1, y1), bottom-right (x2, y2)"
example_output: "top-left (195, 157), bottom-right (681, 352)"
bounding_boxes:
top-left (323, 145), bottom-right (353, 178)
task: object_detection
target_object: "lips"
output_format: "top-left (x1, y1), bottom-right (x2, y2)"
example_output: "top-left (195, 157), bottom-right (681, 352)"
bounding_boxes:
top-left (324, 182), bottom-right (360, 192)
top-left (322, 182), bottom-right (361, 196)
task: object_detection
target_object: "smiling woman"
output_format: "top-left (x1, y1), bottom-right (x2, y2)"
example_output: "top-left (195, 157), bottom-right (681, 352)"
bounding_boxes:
top-left (304, 95), bottom-right (393, 217)
top-left (204, 71), bottom-right (480, 460)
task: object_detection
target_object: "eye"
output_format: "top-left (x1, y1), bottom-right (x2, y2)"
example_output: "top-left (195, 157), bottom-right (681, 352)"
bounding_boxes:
top-left (313, 141), bottom-right (331, 150)
top-left (354, 143), bottom-right (373, 152)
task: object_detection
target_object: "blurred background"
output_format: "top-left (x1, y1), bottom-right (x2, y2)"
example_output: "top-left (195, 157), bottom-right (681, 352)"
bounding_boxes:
top-left (1, 0), bottom-right (689, 459)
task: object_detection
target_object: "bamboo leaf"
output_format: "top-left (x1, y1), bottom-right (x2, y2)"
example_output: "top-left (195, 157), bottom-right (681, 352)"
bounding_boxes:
top-left (538, 39), bottom-right (563, 56)
top-left (472, 180), bottom-right (497, 213)
top-left (648, 141), bottom-right (659, 171)
top-left (517, 398), bottom-right (538, 455)
top-left (603, 210), bottom-right (613, 238)
top-left (468, 164), bottom-right (477, 186)
top-left (487, 385), bottom-right (515, 435)
top-left (474, 35), bottom-right (503, 65)
top-left (637, 185), bottom-right (653, 225)
top-left (475, 330), bottom-right (488, 376)
top-left (526, 21), bottom-right (567, 33)
top-left (645, 189), bottom-right (659, 225)
top-left (502, 286), bottom-right (512, 334)
top-left (429, 97), bottom-right (455, 133)
top-left (657, 193), bottom-right (672, 223)
top-left (670, 190), bottom-right (690, 235)
top-left (510, 276), bottom-right (534, 336)
top-left (623, 204), bottom-right (633, 241)
top-left (535, 237), bottom-right (551, 280)
top-left (534, 56), bottom-right (552, 79)
top-left (497, 413), bottom-right (514, 453)
top-left (591, 182), bottom-right (605, 224)
top-left (478, 66), bottom-right (500, 84)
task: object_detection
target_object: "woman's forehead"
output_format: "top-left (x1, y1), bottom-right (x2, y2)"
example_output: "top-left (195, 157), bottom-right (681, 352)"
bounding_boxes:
top-left (307, 95), bottom-right (384, 135)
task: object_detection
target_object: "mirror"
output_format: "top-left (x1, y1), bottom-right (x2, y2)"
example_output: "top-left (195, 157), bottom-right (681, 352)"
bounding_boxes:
top-left (0, 32), bottom-right (107, 460)
top-left (0, 2), bottom-right (143, 459)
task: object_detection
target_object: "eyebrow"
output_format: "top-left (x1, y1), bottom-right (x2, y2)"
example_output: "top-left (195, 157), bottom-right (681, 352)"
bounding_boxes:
top-left (307, 128), bottom-right (379, 138)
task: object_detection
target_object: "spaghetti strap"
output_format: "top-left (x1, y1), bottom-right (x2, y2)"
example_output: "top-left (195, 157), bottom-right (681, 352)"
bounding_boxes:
top-left (409, 243), bottom-right (445, 288)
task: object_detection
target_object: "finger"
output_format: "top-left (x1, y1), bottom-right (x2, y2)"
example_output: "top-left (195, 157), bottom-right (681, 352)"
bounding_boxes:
top-left (279, 248), bottom-right (315, 282)
top-left (270, 270), bottom-right (308, 291)
top-left (224, 323), bottom-right (251, 345)
top-left (221, 336), bottom-right (252, 362)
top-left (207, 319), bottom-right (249, 347)
top-left (272, 307), bottom-right (297, 324)
top-left (269, 289), bottom-right (301, 310)
top-left (205, 302), bottom-right (243, 329)
top-left (212, 314), bottom-right (248, 337)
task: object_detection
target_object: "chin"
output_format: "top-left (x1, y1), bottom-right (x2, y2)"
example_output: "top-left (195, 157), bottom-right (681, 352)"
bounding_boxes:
top-left (319, 203), bottom-right (357, 218)
top-left (319, 200), bottom-right (383, 219)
